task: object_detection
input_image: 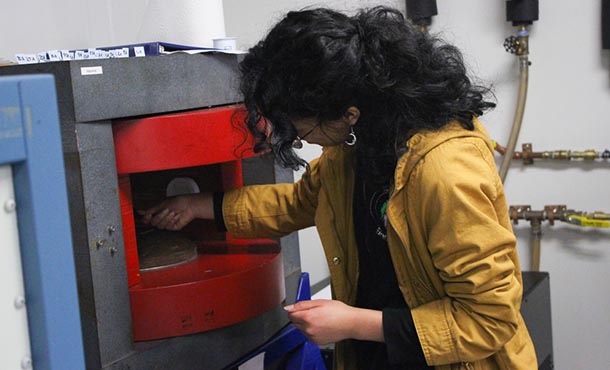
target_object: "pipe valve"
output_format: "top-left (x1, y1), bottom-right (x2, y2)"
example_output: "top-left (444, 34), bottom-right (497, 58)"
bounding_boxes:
top-left (504, 27), bottom-right (529, 56)
top-left (504, 36), bottom-right (520, 54)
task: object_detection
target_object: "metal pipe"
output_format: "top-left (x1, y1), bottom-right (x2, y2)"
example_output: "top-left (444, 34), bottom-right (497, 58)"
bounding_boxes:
top-left (499, 26), bottom-right (530, 182)
top-left (509, 206), bottom-right (610, 271)
top-left (510, 205), bottom-right (610, 228)
top-left (493, 142), bottom-right (610, 163)
top-left (563, 213), bottom-right (610, 228)
top-left (530, 218), bottom-right (542, 272)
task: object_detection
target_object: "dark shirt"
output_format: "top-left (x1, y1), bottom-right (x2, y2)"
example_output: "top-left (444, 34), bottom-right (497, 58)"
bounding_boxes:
top-left (353, 170), bottom-right (431, 370)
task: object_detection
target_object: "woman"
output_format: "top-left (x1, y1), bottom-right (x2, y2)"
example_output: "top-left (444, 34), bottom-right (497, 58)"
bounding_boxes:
top-left (141, 6), bottom-right (537, 370)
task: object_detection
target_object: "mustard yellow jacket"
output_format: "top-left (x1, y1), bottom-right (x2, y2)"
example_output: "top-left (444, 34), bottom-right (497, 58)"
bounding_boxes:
top-left (223, 119), bottom-right (537, 370)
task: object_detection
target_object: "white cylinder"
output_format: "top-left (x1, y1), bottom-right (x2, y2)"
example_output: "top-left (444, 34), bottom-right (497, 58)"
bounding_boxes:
top-left (213, 37), bottom-right (237, 51)
top-left (138, 0), bottom-right (226, 48)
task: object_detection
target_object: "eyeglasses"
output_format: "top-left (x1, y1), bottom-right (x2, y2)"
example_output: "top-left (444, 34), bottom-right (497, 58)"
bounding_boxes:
top-left (292, 124), bottom-right (319, 149)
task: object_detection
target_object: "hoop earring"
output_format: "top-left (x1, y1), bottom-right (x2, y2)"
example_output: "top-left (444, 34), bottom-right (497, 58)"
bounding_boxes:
top-left (292, 137), bottom-right (303, 149)
top-left (345, 127), bottom-right (357, 146)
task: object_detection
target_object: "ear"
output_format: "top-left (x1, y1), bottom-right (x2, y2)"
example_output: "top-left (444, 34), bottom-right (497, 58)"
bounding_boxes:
top-left (343, 106), bottom-right (360, 126)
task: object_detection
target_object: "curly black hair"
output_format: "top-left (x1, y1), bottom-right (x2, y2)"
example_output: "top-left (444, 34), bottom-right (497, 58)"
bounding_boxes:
top-left (239, 6), bottom-right (495, 184)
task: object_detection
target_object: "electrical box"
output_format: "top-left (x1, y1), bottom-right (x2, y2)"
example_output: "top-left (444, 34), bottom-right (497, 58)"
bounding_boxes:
top-left (521, 271), bottom-right (554, 369)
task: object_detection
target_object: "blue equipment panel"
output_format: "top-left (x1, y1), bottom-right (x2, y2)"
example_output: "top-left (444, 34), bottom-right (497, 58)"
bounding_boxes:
top-left (0, 75), bottom-right (85, 370)
top-left (0, 79), bottom-right (26, 164)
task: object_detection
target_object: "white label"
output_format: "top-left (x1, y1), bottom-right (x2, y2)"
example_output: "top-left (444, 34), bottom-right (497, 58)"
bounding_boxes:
top-left (134, 46), bottom-right (146, 57)
top-left (121, 48), bottom-right (130, 58)
top-left (60, 50), bottom-right (72, 61)
top-left (74, 50), bottom-right (85, 60)
top-left (47, 50), bottom-right (62, 61)
top-left (37, 52), bottom-right (48, 63)
top-left (87, 49), bottom-right (98, 59)
top-left (80, 66), bottom-right (103, 76)
top-left (15, 54), bottom-right (38, 64)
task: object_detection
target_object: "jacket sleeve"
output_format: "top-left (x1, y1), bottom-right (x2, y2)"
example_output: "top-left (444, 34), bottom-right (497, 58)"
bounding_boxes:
top-left (409, 138), bottom-right (521, 365)
top-left (222, 157), bottom-right (321, 238)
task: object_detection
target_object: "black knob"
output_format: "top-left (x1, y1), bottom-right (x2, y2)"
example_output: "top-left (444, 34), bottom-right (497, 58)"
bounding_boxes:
top-left (504, 36), bottom-right (519, 54)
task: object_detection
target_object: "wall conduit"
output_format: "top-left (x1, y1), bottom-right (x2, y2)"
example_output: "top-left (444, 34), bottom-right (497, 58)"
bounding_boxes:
top-left (500, 26), bottom-right (530, 183)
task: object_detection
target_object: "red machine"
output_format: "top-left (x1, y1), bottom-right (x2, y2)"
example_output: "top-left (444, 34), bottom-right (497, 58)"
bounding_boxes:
top-left (113, 105), bottom-right (285, 341)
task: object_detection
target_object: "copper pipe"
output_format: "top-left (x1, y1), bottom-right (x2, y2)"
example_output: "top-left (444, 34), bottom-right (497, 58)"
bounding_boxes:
top-left (530, 218), bottom-right (542, 272)
top-left (494, 143), bottom-right (609, 164)
top-left (509, 205), bottom-right (545, 272)
top-left (494, 142), bottom-right (522, 159)
top-left (509, 205), bottom-right (610, 270)
top-left (542, 149), bottom-right (602, 161)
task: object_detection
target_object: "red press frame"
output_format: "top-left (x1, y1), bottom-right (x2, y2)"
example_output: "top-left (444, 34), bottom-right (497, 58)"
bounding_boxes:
top-left (112, 105), bottom-right (285, 341)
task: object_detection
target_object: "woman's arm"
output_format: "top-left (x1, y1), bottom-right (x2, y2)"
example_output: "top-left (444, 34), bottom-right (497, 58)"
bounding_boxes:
top-left (409, 137), bottom-right (521, 364)
top-left (284, 299), bottom-right (383, 345)
top-left (140, 157), bottom-right (322, 236)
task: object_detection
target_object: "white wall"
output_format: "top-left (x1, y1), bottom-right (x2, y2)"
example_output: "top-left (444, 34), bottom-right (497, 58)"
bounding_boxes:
top-left (0, 0), bottom-right (149, 59)
top-left (0, 0), bottom-right (225, 58)
top-left (2, 1), bottom-right (609, 369)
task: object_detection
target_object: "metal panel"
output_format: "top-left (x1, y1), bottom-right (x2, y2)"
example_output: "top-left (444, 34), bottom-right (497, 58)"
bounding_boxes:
top-left (105, 306), bottom-right (287, 370)
top-left (0, 53), bottom-right (243, 123)
top-left (69, 53), bottom-right (242, 122)
top-left (75, 122), bottom-right (133, 366)
top-left (1, 74), bottom-right (86, 370)
top-left (521, 271), bottom-right (554, 369)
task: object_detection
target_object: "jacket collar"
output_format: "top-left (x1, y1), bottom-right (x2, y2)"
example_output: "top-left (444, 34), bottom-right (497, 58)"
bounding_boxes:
top-left (319, 117), bottom-right (492, 192)
top-left (394, 117), bottom-right (492, 192)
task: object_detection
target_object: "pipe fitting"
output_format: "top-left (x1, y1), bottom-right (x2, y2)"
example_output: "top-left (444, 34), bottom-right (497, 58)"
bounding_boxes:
top-left (571, 149), bottom-right (599, 160)
top-left (504, 26), bottom-right (529, 56)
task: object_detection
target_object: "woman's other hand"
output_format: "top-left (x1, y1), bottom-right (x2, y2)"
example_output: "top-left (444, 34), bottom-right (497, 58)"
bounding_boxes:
top-left (284, 299), bottom-right (383, 345)
top-left (139, 193), bottom-right (214, 231)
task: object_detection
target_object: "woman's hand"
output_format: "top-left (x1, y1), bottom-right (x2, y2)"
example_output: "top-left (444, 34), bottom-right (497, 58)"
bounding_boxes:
top-left (139, 193), bottom-right (214, 231)
top-left (284, 299), bottom-right (383, 345)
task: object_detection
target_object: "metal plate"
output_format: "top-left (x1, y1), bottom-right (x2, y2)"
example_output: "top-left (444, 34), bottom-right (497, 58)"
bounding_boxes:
top-left (137, 229), bottom-right (198, 271)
